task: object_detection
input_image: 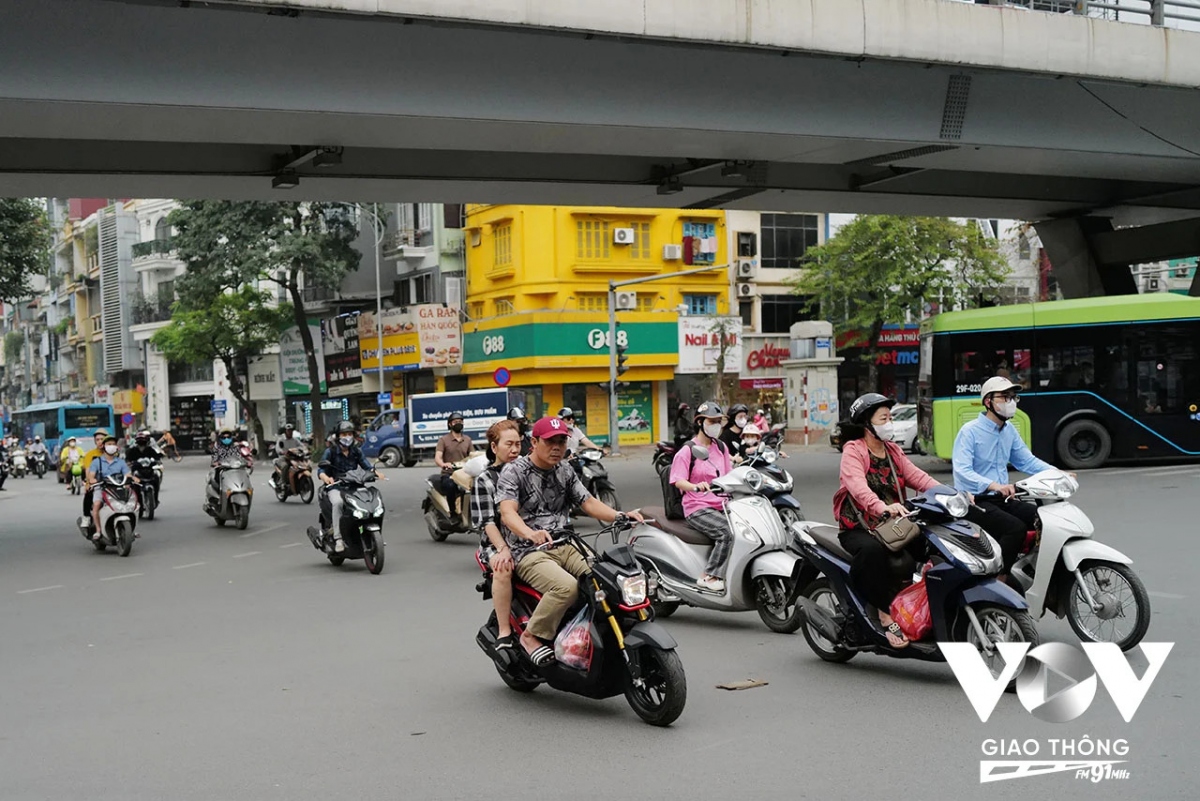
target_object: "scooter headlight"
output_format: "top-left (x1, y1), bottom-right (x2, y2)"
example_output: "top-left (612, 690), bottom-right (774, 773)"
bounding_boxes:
top-left (1053, 476), bottom-right (1078, 499)
top-left (618, 573), bottom-right (648, 607)
top-left (743, 469), bottom-right (764, 492)
top-left (936, 492), bottom-right (970, 518)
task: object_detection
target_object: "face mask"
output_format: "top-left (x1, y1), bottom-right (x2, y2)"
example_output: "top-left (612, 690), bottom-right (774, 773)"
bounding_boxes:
top-left (873, 422), bottom-right (896, 442)
top-left (994, 399), bottom-right (1018, 420)
top-left (104, 444), bottom-right (118, 455)
top-left (564, 421), bottom-right (575, 430)
top-left (220, 438), bottom-right (233, 446)
top-left (744, 439), bottom-right (759, 449)
top-left (450, 423), bottom-right (464, 433)
top-left (338, 436), bottom-right (354, 447)
top-left (703, 422), bottom-right (723, 439)
top-left (735, 415), bottom-right (748, 428)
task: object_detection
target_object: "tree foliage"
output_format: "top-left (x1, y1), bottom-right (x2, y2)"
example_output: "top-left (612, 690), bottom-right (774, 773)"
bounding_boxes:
top-left (0, 198), bottom-right (52, 302)
top-left (167, 200), bottom-right (361, 442)
top-left (789, 215), bottom-right (1010, 389)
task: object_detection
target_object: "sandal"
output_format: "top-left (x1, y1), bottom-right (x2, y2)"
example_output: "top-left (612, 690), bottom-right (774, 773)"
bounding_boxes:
top-left (494, 634), bottom-right (516, 651)
top-left (525, 644), bottom-right (556, 667)
top-left (885, 622), bottom-right (910, 649)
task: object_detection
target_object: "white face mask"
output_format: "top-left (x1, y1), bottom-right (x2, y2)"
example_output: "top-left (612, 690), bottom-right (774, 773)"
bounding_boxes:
top-left (993, 399), bottom-right (1018, 420)
top-left (104, 444), bottom-right (118, 455)
top-left (734, 415), bottom-right (748, 428)
top-left (338, 436), bottom-right (354, 448)
top-left (703, 422), bottom-right (723, 439)
top-left (873, 422), bottom-right (896, 442)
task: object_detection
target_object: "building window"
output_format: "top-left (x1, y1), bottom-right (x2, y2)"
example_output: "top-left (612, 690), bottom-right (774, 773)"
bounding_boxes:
top-left (414, 273), bottom-right (432, 304)
top-left (636, 293), bottom-right (655, 312)
top-left (494, 224), bottom-right (512, 266)
top-left (682, 221), bottom-right (717, 265)
top-left (495, 297), bottom-right (515, 316)
top-left (739, 300), bottom-right (754, 327)
top-left (684, 294), bottom-right (717, 316)
top-left (760, 213), bottom-right (820, 269)
top-left (577, 293), bottom-right (608, 312)
top-left (577, 220), bottom-right (610, 260)
top-left (1018, 232), bottom-right (1032, 261)
top-left (631, 222), bottom-right (651, 260)
top-left (760, 294), bottom-right (815, 333)
top-left (468, 301), bottom-right (485, 319)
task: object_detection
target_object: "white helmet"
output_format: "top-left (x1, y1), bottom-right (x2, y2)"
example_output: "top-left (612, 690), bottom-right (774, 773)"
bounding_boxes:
top-left (980, 376), bottom-right (1021, 403)
top-left (741, 423), bottom-right (763, 437)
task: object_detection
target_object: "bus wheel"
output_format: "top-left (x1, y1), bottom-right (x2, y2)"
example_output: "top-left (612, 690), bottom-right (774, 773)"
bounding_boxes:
top-left (1056, 419), bottom-right (1111, 470)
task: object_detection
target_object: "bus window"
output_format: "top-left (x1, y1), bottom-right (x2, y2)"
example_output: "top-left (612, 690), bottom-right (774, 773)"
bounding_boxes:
top-left (947, 332), bottom-right (1033, 396)
top-left (1136, 326), bottom-right (1200, 416)
top-left (1035, 324), bottom-right (1129, 405)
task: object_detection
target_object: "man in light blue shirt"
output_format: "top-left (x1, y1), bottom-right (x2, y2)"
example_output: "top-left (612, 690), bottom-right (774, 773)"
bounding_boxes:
top-left (953, 376), bottom-right (1056, 575)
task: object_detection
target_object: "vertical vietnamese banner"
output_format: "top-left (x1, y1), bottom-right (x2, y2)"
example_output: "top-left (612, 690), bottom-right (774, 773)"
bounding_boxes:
top-left (585, 385), bottom-right (610, 446)
top-left (280, 320), bottom-right (327, 395)
top-left (616, 382), bottom-right (653, 445)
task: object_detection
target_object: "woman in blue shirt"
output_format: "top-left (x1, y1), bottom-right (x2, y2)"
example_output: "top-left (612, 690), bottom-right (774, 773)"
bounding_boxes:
top-left (87, 435), bottom-right (133, 540)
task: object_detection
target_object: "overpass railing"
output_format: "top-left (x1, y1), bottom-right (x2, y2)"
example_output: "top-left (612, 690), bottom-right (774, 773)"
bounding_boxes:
top-left (970, 0), bottom-right (1200, 27)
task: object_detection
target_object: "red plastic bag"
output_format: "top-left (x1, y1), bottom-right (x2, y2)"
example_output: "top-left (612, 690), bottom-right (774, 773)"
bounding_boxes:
top-left (890, 578), bottom-right (932, 642)
top-left (553, 607), bottom-right (594, 671)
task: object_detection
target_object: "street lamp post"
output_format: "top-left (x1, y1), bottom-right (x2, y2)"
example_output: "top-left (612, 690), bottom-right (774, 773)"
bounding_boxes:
top-left (356, 204), bottom-right (388, 410)
top-left (606, 264), bottom-right (727, 456)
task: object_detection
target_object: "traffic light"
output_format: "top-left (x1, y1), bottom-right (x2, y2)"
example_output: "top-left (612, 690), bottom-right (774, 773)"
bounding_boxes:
top-left (616, 340), bottom-right (629, 377)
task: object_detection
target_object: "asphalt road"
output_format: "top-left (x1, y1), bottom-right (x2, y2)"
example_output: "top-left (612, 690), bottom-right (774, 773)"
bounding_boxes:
top-left (0, 449), bottom-right (1196, 800)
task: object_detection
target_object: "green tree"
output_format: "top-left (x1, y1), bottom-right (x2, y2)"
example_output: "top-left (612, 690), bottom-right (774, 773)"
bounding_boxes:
top-left (167, 201), bottom-right (361, 443)
top-left (0, 198), bottom-right (52, 302)
top-left (790, 215), bottom-right (1009, 391)
top-left (151, 288), bottom-right (292, 452)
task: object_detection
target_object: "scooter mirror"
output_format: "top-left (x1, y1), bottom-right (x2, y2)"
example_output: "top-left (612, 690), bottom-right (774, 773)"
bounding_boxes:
top-left (689, 445), bottom-right (710, 461)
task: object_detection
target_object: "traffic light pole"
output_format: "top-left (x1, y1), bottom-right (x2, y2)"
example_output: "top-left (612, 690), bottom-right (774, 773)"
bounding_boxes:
top-left (606, 264), bottom-right (727, 456)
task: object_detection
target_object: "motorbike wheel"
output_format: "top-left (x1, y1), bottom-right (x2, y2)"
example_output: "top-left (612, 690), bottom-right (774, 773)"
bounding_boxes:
top-left (497, 662), bottom-right (539, 693)
top-left (624, 647), bottom-right (687, 727)
top-left (327, 553), bottom-right (346, 567)
top-left (145, 490), bottom-right (155, 521)
top-left (425, 509), bottom-right (450, 542)
top-left (235, 506), bottom-right (250, 531)
top-left (961, 603), bottom-right (1039, 693)
top-left (363, 534), bottom-right (385, 575)
top-left (799, 578), bottom-right (856, 663)
top-left (754, 576), bottom-right (804, 634)
top-left (379, 446), bottom-right (402, 469)
top-left (274, 479), bottom-right (288, 502)
top-left (116, 521), bottom-right (133, 557)
top-left (1066, 562), bottom-right (1150, 652)
top-left (299, 477), bottom-right (314, 505)
top-left (777, 507), bottom-right (804, 529)
top-left (598, 487), bottom-right (622, 512)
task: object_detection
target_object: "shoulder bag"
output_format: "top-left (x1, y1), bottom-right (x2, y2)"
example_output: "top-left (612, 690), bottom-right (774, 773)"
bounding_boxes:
top-left (847, 447), bottom-right (921, 552)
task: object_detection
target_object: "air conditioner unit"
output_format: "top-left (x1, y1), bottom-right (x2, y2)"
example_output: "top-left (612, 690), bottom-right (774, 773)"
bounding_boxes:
top-left (736, 260), bottom-right (757, 281)
top-left (737, 283), bottom-right (756, 298)
top-left (615, 291), bottom-right (638, 310)
top-left (613, 227), bottom-right (636, 245)
top-left (662, 244), bottom-right (683, 261)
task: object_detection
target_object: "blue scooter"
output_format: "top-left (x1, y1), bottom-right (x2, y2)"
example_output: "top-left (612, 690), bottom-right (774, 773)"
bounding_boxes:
top-left (790, 485), bottom-right (1038, 684)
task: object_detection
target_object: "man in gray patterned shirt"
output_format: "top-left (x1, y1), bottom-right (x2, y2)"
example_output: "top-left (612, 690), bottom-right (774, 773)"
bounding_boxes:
top-left (497, 416), bottom-right (642, 666)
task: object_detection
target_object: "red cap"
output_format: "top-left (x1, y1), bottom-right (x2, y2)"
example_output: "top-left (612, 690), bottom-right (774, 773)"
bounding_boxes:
top-left (531, 416), bottom-right (569, 440)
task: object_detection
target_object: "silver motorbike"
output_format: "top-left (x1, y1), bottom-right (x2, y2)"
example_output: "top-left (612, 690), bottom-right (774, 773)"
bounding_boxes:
top-left (204, 458), bottom-right (253, 530)
top-left (631, 456), bottom-right (805, 632)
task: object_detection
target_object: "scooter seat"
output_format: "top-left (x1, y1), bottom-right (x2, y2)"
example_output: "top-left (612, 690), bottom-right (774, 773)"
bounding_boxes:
top-left (807, 525), bottom-right (855, 562)
top-left (641, 505), bottom-right (713, 546)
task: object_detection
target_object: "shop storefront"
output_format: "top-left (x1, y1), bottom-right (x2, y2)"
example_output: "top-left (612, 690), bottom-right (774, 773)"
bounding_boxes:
top-left (169, 395), bottom-right (214, 452)
top-left (668, 315), bottom-right (743, 430)
top-left (357, 304), bottom-right (462, 421)
top-left (836, 323), bottom-right (921, 412)
top-left (735, 334), bottom-right (791, 424)
top-left (463, 312), bottom-right (678, 446)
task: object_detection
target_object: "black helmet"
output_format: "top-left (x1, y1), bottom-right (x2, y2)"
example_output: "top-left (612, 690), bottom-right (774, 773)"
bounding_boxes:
top-left (335, 421), bottom-right (356, 435)
top-left (848, 393), bottom-right (896, 426)
top-left (507, 406), bottom-right (526, 421)
top-left (693, 400), bottom-right (725, 423)
top-left (448, 411), bottom-right (464, 423)
top-left (729, 403), bottom-right (750, 418)
top-left (557, 406), bottom-right (575, 419)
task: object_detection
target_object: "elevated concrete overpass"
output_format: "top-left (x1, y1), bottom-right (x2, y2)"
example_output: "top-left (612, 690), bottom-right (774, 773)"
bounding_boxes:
top-left (3, 0), bottom-right (1200, 293)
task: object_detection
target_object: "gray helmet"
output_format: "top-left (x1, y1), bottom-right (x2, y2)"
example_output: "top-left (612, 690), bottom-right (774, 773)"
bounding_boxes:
top-left (507, 406), bottom-right (526, 421)
top-left (848, 393), bottom-right (896, 426)
top-left (693, 400), bottom-right (725, 424)
top-left (335, 421), bottom-right (356, 435)
top-left (557, 406), bottom-right (575, 419)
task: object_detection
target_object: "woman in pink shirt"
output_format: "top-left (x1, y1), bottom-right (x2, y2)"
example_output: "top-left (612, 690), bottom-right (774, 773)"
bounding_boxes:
top-left (832, 393), bottom-right (940, 648)
top-left (668, 400), bottom-right (735, 594)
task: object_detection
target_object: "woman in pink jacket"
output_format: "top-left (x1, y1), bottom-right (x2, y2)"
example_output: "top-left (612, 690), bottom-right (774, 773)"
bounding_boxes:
top-left (832, 393), bottom-right (940, 648)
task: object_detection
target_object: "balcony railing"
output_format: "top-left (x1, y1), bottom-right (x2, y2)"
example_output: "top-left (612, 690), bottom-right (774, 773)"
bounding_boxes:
top-left (132, 237), bottom-right (175, 259)
top-left (131, 297), bottom-right (174, 325)
top-left (973, 0), bottom-right (1199, 26)
top-left (90, 314), bottom-right (102, 335)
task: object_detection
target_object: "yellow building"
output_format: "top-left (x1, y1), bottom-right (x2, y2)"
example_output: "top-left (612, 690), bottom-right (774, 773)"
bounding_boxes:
top-left (463, 205), bottom-right (728, 445)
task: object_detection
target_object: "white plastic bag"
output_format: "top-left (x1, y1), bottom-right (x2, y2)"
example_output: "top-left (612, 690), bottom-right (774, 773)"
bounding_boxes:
top-left (553, 607), bottom-right (594, 671)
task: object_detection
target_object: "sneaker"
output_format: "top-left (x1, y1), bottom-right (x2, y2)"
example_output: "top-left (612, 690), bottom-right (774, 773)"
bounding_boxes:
top-left (696, 575), bottom-right (726, 593)
top-left (333, 538), bottom-right (346, 553)
top-left (92, 530), bottom-right (102, 542)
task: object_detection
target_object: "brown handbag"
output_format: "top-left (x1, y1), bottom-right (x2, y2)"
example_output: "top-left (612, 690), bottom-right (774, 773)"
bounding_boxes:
top-left (848, 448), bottom-right (921, 552)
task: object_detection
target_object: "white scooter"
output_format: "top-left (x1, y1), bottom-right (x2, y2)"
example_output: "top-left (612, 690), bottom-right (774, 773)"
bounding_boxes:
top-left (10, 448), bottom-right (27, 478)
top-left (1003, 469), bottom-right (1150, 651)
top-left (631, 454), bottom-right (805, 633)
top-left (77, 474), bottom-right (140, 556)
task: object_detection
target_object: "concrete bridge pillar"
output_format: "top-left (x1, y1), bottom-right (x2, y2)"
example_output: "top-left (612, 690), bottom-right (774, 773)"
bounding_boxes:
top-left (1035, 217), bottom-right (1138, 299)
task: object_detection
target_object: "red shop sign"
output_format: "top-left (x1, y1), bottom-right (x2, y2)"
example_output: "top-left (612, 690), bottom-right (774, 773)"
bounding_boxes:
top-left (740, 377), bottom-right (785, 390)
top-left (745, 342), bottom-right (790, 372)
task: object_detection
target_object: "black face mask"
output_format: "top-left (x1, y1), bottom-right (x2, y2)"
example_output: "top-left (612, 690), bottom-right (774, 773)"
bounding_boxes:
top-left (451, 423), bottom-right (464, 433)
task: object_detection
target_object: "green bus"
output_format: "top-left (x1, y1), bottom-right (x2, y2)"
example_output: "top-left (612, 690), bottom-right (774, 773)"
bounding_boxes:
top-left (918, 294), bottom-right (1200, 469)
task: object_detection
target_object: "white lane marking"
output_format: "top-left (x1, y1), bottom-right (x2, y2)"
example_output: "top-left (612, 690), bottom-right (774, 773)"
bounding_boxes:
top-left (232, 551), bottom-right (261, 559)
top-left (279, 542), bottom-right (303, 549)
top-left (100, 573), bottom-right (143, 581)
top-left (17, 585), bottom-right (63, 595)
top-left (1148, 591), bottom-right (1186, 600)
top-left (173, 562), bottom-right (207, 570)
top-left (240, 521), bottom-right (288, 538)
